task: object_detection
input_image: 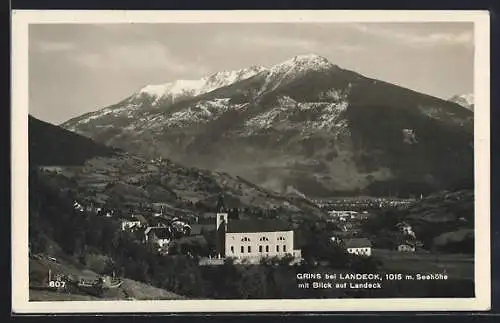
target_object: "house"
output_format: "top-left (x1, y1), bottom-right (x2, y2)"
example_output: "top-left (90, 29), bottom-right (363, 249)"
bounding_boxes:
top-left (171, 219), bottom-right (191, 237)
top-left (121, 215), bottom-right (148, 231)
top-left (397, 241), bottom-right (416, 252)
top-left (144, 227), bottom-right (172, 249)
top-left (329, 210), bottom-right (358, 218)
top-left (344, 238), bottom-right (372, 256)
top-left (121, 220), bottom-right (142, 231)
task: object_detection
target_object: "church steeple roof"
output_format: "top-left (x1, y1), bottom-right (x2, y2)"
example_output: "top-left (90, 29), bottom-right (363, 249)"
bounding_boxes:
top-left (216, 194), bottom-right (226, 213)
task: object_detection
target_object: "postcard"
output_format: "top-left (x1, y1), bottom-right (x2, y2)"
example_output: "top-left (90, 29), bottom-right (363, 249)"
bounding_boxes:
top-left (11, 9), bottom-right (490, 313)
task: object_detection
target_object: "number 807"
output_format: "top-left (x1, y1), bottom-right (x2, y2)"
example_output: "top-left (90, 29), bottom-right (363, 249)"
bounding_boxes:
top-left (48, 280), bottom-right (66, 288)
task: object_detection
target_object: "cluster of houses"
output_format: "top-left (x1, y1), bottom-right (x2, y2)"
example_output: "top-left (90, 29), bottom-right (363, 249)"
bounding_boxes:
top-left (119, 196), bottom-right (306, 264)
top-left (73, 201), bottom-right (114, 217)
top-left (71, 194), bottom-right (298, 262)
top-left (71, 198), bottom-right (196, 253)
top-left (72, 198), bottom-right (192, 221)
top-left (120, 214), bottom-right (195, 252)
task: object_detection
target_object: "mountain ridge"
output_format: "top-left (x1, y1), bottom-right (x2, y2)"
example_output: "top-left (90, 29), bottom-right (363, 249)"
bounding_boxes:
top-left (61, 54), bottom-right (474, 198)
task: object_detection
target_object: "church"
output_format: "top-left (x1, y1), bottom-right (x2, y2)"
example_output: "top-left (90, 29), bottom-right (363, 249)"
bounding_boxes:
top-left (214, 196), bottom-right (302, 263)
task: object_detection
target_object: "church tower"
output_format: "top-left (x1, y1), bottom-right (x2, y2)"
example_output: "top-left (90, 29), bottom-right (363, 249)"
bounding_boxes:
top-left (216, 194), bottom-right (228, 258)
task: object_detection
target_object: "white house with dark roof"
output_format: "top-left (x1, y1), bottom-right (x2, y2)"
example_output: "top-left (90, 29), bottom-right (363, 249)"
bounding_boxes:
top-left (121, 215), bottom-right (148, 231)
top-left (121, 220), bottom-right (142, 231)
top-left (345, 238), bottom-right (372, 257)
top-left (397, 240), bottom-right (416, 252)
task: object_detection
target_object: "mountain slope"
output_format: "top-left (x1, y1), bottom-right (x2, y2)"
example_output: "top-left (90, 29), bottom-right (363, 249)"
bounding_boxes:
top-left (449, 93), bottom-right (474, 111)
top-left (30, 116), bottom-right (326, 218)
top-left (62, 54), bottom-right (474, 197)
top-left (29, 115), bottom-right (121, 166)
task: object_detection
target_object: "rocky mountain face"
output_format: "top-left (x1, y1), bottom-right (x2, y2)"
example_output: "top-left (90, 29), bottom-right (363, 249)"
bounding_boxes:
top-left (62, 54), bottom-right (474, 198)
top-left (448, 94), bottom-right (474, 111)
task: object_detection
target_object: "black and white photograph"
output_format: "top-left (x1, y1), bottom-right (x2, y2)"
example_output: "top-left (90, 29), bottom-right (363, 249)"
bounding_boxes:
top-left (11, 10), bottom-right (490, 313)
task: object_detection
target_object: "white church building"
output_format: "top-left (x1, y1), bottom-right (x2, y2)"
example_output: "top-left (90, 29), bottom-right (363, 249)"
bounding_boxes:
top-left (213, 197), bottom-right (302, 263)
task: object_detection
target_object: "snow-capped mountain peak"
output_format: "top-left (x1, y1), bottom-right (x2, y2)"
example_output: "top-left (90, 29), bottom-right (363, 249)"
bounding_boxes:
top-left (289, 53), bottom-right (332, 65)
top-left (257, 54), bottom-right (337, 94)
top-left (139, 79), bottom-right (206, 98)
top-left (136, 65), bottom-right (267, 104)
top-left (202, 65), bottom-right (267, 90)
top-left (135, 55), bottom-right (337, 103)
top-left (270, 54), bottom-right (336, 73)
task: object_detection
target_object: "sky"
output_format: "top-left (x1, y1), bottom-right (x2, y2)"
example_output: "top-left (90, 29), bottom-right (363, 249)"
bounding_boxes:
top-left (28, 22), bottom-right (474, 125)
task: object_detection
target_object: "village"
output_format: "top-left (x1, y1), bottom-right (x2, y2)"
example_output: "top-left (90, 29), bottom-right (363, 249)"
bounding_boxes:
top-left (69, 194), bottom-right (423, 266)
top-left (30, 175), bottom-right (473, 300)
